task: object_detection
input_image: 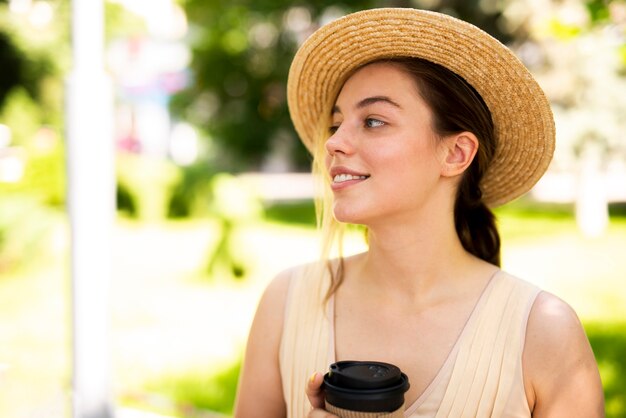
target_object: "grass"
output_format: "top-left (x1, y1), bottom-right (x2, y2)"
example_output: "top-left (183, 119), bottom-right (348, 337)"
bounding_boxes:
top-left (495, 199), bottom-right (579, 241)
top-left (263, 200), bottom-right (317, 226)
top-left (586, 321), bottom-right (626, 417)
top-left (139, 361), bottom-right (241, 417)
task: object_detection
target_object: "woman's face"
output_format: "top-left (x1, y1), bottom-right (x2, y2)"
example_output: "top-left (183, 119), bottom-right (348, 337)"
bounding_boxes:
top-left (325, 62), bottom-right (449, 225)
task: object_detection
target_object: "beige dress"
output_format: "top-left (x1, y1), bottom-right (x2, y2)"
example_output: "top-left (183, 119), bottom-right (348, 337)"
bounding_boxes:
top-left (279, 265), bottom-right (540, 418)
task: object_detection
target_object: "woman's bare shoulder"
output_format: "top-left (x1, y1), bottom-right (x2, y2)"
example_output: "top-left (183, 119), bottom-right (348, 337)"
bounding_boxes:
top-left (263, 265), bottom-right (298, 303)
top-left (527, 291), bottom-right (584, 342)
top-left (255, 261), bottom-right (323, 324)
top-left (233, 264), bottom-right (310, 418)
top-left (524, 291), bottom-right (604, 417)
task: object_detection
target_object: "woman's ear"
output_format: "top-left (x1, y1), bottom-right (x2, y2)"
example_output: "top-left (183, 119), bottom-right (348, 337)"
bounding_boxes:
top-left (440, 132), bottom-right (479, 178)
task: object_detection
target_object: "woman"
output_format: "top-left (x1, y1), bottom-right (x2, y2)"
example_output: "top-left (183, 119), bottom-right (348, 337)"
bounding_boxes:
top-left (234, 8), bottom-right (604, 418)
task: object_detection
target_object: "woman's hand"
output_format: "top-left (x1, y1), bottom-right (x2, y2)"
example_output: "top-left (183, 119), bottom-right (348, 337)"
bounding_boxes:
top-left (306, 372), bottom-right (339, 418)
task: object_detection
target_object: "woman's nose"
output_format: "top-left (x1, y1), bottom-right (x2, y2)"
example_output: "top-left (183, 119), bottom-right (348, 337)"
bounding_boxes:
top-left (325, 126), bottom-right (355, 156)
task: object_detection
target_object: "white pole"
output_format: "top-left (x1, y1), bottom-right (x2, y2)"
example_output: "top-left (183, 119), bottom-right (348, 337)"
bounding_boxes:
top-left (67, 0), bottom-right (115, 417)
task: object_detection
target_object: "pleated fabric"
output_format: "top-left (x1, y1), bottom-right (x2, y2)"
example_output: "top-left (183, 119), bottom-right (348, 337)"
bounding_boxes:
top-left (433, 272), bottom-right (539, 418)
top-left (279, 267), bottom-right (540, 418)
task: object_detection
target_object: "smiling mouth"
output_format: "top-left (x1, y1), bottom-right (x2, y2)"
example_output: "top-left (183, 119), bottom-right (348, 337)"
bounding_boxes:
top-left (333, 173), bottom-right (370, 183)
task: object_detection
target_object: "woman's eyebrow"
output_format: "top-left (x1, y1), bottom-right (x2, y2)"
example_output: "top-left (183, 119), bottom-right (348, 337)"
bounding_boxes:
top-left (332, 95), bottom-right (402, 115)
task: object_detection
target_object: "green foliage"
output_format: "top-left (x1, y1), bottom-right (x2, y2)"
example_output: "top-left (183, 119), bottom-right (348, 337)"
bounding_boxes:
top-left (116, 181), bottom-right (138, 218)
top-left (116, 154), bottom-right (182, 222)
top-left (173, 1), bottom-right (305, 171)
top-left (204, 173), bottom-right (264, 280)
top-left (0, 30), bottom-right (23, 109)
top-left (0, 1), bottom-right (69, 211)
top-left (585, 0), bottom-right (612, 23)
top-left (609, 202), bottom-right (626, 218)
top-left (0, 196), bottom-right (61, 274)
top-left (0, 90), bottom-right (66, 206)
top-left (494, 199), bottom-right (578, 241)
top-left (167, 161), bottom-right (217, 218)
top-left (264, 199), bottom-right (317, 226)
top-left (105, 1), bottom-right (148, 41)
top-left (619, 43), bottom-right (626, 69)
top-left (12, 144), bottom-right (65, 206)
top-left (547, 18), bottom-right (583, 40)
top-left (585, 321), bottom-right (626, 418)
top-left (143, 360), bottom-right (241, 416)
top-left (0, 139), bottom-right (66, 208)
top-left (1, 87), bottom-right (43, 145)
top-left (0, 0), bottom-right (70, 110)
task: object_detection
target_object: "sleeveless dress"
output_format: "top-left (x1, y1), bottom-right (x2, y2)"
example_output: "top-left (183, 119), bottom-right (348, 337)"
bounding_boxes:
top-left (279, 265), bottom-right (540, 418)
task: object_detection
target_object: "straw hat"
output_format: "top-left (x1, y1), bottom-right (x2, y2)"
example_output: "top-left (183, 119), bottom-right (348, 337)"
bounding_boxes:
top-left (287, 8), bottom-right (555, 207)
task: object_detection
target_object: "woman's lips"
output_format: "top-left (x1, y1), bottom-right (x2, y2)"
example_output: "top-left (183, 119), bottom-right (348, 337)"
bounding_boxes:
top-left (329, 169), bottom-right (370, 190)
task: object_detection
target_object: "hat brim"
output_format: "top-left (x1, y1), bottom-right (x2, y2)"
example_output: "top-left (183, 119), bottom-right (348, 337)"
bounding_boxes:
top-left (287, 8), bottom-right (555, 207)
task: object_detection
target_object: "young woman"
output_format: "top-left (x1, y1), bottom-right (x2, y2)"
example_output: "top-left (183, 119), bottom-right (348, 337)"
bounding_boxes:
top-left (234, 8), bottom-right (604, 418)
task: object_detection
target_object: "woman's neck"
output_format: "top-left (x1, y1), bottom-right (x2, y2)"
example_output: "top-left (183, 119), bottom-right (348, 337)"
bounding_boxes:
top-left (353, 210), bottom-right (486, 304)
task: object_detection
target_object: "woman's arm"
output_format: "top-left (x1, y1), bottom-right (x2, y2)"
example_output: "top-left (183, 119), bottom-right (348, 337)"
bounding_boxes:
top-left (524, 291), bottom-right (605, 417)
top-left (233, 269), bottom-right (292, 418)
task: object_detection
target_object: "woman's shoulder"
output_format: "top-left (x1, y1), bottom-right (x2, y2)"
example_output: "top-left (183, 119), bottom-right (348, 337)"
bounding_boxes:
top-left (494, 271), bottom-right (587, 361)
top-left (260, 265), bottom-right (302, 306)
top-left (522, 290), bottom-right (604, 415)
top-left (492, 270), bottom-right (591, 369)
top-left (525, 290), bottom-right (588, 358)
top-left (492, 271), bottom-right (591, 360)
top-left (529, 290), bottom-right (580, 324)
top-left (260, 261), bottom-right (323, 307)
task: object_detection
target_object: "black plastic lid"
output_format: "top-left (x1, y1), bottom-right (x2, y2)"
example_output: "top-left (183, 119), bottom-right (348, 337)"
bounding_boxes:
top-left (327, 361), bottom-right (402, 389)
top-left (323, 361), bottom-right (410, 412)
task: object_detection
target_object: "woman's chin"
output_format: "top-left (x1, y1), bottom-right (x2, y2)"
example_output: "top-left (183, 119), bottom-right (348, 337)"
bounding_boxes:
top-left (332, 206), bottom-right (367, 225)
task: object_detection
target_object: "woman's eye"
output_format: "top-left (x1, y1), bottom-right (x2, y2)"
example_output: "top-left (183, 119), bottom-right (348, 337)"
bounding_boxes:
top-left (365, 118), bottom-right (385, 128)
top-left (329, 125), bottom-right (339, 135)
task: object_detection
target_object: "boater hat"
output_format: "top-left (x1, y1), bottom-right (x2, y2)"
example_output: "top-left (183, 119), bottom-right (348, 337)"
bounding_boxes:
top-left (287, 8), bottom-right (555, 207)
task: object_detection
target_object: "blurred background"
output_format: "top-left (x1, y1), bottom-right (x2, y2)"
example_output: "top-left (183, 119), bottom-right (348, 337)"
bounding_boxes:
top-left (0, 0), bottom-right (625, 417)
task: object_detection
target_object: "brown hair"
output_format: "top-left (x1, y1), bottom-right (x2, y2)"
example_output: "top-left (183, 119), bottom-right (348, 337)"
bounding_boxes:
top-left (389, 57), bottom-right (501, 266)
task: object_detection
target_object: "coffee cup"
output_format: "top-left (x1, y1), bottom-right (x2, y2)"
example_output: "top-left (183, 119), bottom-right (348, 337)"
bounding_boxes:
top-left (323, 360), bottom-right (410, 418)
